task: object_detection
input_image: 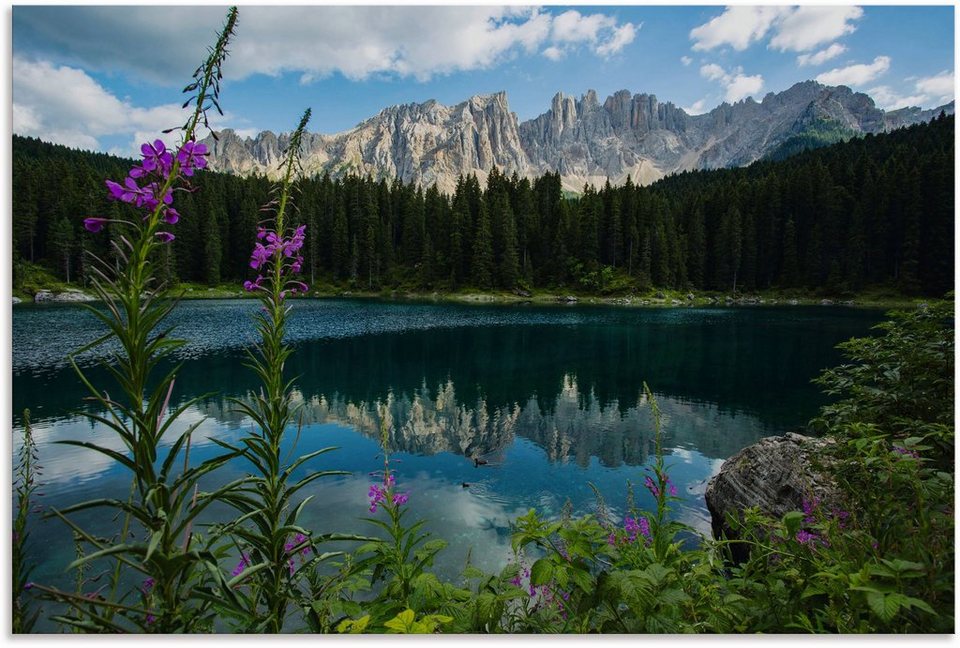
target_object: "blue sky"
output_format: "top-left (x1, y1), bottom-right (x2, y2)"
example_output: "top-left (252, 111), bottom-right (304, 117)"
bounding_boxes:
top-left (11, 5), bottom-right (955, 156)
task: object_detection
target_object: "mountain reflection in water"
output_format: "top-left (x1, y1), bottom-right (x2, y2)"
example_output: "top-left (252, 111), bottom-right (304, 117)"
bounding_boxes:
top-left (198, 375), bottom-right (768, 468)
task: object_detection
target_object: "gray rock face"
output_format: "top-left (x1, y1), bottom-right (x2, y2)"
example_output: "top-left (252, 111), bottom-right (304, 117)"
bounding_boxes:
top-left (33, 289), bottom-right (95, 303)
top-left (205, 82), bottom-right (954, 193)
top-left (705, 432), bottom-right (839, 544)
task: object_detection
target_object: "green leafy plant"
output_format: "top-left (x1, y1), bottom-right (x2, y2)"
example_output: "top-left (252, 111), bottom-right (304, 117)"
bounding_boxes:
top-left (33, 8), bottom-right (242, 633)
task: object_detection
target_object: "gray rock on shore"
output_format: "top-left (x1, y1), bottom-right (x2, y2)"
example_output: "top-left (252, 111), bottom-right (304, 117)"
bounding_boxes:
top-left (705, 432), bottom-right (839, 552)
top-left (34, 289), bottom-right (95, 303)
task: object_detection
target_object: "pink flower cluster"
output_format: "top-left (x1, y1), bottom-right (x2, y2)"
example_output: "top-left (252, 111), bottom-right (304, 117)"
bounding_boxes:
top-left (643, 473), bottom-right (678, 499)
top-left (243, 224), bottom-right (308, 297)
top-left (367, 472), bottom-right (409, 513)
top-left (607, 514), bottom-right (652, 546)
top-left (85, 138), bottom-right (208, 242)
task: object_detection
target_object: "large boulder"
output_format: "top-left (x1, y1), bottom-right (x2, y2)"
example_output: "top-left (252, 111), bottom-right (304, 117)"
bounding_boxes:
top-left (705, 432), bottom-right (839, 551)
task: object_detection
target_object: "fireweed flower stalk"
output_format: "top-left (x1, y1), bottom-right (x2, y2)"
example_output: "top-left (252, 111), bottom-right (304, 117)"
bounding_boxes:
top-left (352, 401), bottom-right (446, 611)
top-left (41, 8), bottom-right (243, 633)
top-left (217, 109), bottom-right (349, 633)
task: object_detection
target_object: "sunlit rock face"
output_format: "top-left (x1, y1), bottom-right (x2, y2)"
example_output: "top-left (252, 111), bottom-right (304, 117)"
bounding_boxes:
top-left (204, 82), bottom-right (953, 193)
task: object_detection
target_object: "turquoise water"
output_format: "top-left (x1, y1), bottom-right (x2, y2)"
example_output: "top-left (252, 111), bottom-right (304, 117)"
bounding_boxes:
top-left (12, 299), bottom-right (883, 603)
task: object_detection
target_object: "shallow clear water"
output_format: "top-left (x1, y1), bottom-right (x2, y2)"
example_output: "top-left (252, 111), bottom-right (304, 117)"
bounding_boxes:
top-left (12, 298), bottom-right (883, 611)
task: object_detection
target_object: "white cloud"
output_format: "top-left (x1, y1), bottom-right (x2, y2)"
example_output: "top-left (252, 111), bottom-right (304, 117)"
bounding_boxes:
top-left (915, 70), bottom-right (955, 103)
top-left (683, 98), bottom-right (709, 115)
top-left (690, 6), bottom-right (784, 51)
top-left (12, 57), bottom-right (231, 153)
top-left (690, 6), bottom-right (862, 53)
top-left (552, 9), bottom-right (615, 44)
top-left (681, 56), bottom-right (693, 67)
top-left (816, 56), bottom-right (891, 87)
top-left (868, 71), bottom-right (954, 111)
top-left (868, 86), bottom-right (928, 111)
top-left (542, 46), bottom-right (565, 61)
top-left (725, 73), bottom-right (765, 103)
top-left (15, 6), bottom-right (636, 84)
top-left (770, 6), bottom-right (863, 52)
top-left (700, 63), bottom-right (764, 103)
top-left (797, 43), bottom-right (847, 67)
top-left (699, 63), bottom-right (726, 82)
top-left (595, 23), bottom-right (637, 57)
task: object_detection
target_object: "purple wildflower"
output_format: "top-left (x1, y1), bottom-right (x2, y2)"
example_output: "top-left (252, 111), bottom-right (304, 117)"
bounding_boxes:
top-left (162, 208), bottom-right (180, 225)
top-left (607, 533), bottom-right (617, 546)
top-left (146, 613), bottom-right (156, 625)
top-left (23, 582), bottom-right (33, 591)
top-left (393, 492), bottom-right (409, 506)
top-left (368, 483), bottom-right (388, 513)
top-left (155, 232), bottom-right (175, 243)
top-left (644, 475), bottom-right (660, 498)
top-left (105, 177), bottom-right (142, 204)
top-left (141, 577), bottom-right (155, 593)
top-left (802, 497), bottom-right (819, 524)
top-left (894, 446), bottom-right (920, 459)
top-left (83, 217), bottom-right (109, 233)
top-left (177, 140), bottom-right (208, 176)
top-left (231, 553), bottom-right (250, 577)
top-left (140, 140), bottom-right (173, 176)
top-left (795, 529), bottom-right (821, 546)
top-left (624, 515), bottom-right (651, 544)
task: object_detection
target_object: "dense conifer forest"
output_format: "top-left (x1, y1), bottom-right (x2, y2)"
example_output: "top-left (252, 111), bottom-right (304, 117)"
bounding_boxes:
top-left (12, 113), bottom-right (954, 297)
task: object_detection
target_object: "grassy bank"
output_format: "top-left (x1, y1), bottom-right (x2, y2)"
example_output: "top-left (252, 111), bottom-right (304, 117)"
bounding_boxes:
top-left (14, 262), bottom-right (928, 309)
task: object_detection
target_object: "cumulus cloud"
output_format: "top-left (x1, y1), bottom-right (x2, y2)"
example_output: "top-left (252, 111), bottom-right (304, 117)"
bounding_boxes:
top-left (681, 56), bottom-right (693, 67)
top-left (868, 86), bottom-right (929, 111)
top-left (690, 6), bottom-right (862, 53)
top-left (690, 6), bottom-right (783, 52)
top-left (700, 63), bottom-right (727, 82)
top-left (542, 46), bottom-right (564, 61)
top-left (816, 56), bottom-right (891, 87)
top-left (683, 98), bottom-right (709, 115)
top-left (797, 43), bottom-right (847, 67)
top-left (12, 57), bottom-right (231, 153)
top-left (769, 7), bottom-right (863, 52)
top-left (869, 71), bottom-right (954, 110)
top-left (595, 23), bottom-right (637, 57)
top-left (14, 6), bottom-right (636, 85)
top-left (915, 70), bottom-right (955, 103)
top-left (700, 63), bottom-right (764, 102)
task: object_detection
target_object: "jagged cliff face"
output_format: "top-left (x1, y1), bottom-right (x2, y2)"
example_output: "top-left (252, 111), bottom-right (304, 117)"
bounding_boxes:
top-left (204, 81), bottom-right (954, 193)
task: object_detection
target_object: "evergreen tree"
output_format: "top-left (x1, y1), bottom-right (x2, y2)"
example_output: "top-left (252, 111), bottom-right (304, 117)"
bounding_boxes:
top-left (471, 202), bottom-right (494, 288)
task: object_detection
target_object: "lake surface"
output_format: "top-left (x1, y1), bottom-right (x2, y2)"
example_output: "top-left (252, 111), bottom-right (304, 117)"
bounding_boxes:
top-left (13, 299), bottom-right (883, 608)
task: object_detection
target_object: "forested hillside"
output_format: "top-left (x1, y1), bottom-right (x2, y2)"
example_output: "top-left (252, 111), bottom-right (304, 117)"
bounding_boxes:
top-left (11, 113), bottom-right (954, 296)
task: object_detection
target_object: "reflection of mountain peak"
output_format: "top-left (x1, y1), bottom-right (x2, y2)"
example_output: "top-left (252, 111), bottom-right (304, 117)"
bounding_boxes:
top-left (202, 375), bottom-right (770, 468)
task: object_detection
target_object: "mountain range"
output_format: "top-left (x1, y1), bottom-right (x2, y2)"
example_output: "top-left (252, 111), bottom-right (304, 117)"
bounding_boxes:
top-left (203, 81), bottom-right (954, 193)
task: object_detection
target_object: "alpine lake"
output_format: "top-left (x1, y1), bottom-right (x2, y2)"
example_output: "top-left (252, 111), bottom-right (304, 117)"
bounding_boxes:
top-left (13, 298), bottom-right (884, 616)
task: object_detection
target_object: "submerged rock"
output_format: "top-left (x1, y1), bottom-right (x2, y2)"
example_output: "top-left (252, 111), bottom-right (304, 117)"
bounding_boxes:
top-left (705, 432), bottom-right (839, 556)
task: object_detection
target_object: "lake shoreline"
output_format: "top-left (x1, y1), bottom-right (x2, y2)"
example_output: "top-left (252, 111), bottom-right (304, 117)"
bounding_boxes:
top-left (15, 283), bottom-right (928, 310)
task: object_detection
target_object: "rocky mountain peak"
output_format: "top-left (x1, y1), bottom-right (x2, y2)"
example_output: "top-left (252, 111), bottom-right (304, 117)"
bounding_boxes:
top-left (205, 82), bottom-right (951, 193)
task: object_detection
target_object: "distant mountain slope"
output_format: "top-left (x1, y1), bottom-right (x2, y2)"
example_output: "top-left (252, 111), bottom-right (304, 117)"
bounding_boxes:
top-left (204, 81), bottom-right (953, 193)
